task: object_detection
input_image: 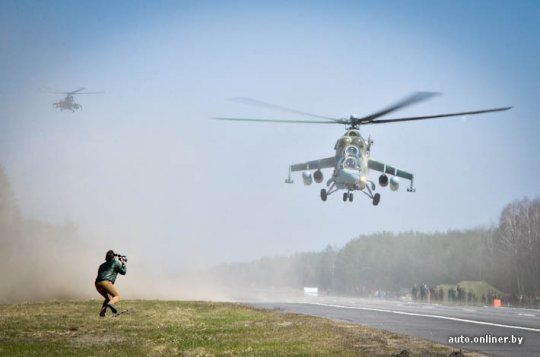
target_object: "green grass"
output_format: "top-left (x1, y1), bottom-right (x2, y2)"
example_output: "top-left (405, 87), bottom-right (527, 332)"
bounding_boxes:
top-left (0, 300), bottom-right (481, 356)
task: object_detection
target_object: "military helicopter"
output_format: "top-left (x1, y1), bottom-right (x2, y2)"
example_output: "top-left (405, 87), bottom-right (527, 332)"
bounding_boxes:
top-left (214, 92), bottom-right (511, 205)
top-left (48, 88), bottom-right (103, 112)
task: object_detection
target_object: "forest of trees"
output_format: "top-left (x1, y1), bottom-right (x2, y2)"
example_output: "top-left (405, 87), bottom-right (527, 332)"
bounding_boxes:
top-left (216, 198), bottom-right (540, 306)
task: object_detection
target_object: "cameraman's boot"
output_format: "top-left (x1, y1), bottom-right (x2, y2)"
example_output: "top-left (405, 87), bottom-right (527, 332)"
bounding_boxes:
top-left (107, 303), bottom-right (118, 314)
top-left (99, 302), bottom-right (108, 317)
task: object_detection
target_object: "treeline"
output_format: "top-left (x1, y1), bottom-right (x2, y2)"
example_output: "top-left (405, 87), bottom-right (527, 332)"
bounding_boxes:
top-left (495, 198), bottom-right (540, 298)
top-left (216, 197), bottom-right (540, 304)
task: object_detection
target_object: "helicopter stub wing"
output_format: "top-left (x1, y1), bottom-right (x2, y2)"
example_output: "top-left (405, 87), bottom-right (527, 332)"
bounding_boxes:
top-left (368, 159), bottom-right (413, 181)
top-left (290, 156), bottom-right (336, 172)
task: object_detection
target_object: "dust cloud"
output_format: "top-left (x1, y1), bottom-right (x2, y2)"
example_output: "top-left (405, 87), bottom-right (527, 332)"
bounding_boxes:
top-left (0, 166), bottom-right (235, 303)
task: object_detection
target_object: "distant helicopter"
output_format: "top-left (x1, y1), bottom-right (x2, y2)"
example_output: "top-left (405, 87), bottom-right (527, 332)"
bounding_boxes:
top-left (214, 92), bottom-right (511, 205)
top-left (47, 88), bottom-right (103, 112)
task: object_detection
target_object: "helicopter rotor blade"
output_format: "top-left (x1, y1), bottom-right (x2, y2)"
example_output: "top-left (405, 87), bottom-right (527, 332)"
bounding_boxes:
top-left (74, 91), bottom-right (105, 95)
top-left (355, 92), bottom-right (440, 124)
top-left (68, 87), bottom-right (87, 94)
top-left (369, 107), bottom-right (512, 124)
top-left (220, 93), bottom-right (511, 128)
top-left (230, 97), bottom-right (340, 121)
top-left (40, 87), bottom-right (69, 94)
top-left (212, 117), bottom-right (344, 124)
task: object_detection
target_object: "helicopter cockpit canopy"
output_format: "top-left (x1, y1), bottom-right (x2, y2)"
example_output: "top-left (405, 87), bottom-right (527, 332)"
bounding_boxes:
top-left (345, 145), bottom-right (360, 157)
top-left (343, 157), bottom-right (359, 169)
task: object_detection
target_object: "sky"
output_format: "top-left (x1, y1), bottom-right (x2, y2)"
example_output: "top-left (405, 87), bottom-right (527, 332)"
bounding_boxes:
top-left (1, 0), bottom-right (539, 270)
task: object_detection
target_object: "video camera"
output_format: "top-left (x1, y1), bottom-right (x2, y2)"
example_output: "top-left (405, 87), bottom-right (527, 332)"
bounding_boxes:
top-left (114, 254), bottom-right (128, 262)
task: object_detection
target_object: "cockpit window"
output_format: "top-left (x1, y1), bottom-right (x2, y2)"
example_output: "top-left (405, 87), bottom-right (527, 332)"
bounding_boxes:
top-left (345, 145), bottom-right (359, 157)
top-left (343, 157), bottom-right (359, 169)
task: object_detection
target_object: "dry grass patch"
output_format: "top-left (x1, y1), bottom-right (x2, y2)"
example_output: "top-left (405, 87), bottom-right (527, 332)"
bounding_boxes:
top-left (0, 300), bottom-right (483, 356)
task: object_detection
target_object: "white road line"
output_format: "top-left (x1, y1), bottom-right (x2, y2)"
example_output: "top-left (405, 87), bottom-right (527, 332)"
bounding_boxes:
top-left (309, 302), bottom-right (540, 333)
top-left (518, 313), bottom-right (536, 317)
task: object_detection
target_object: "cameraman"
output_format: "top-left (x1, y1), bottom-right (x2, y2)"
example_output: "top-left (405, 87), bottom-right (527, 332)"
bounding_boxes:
top-left (95, 250), bottom-right (127, 317)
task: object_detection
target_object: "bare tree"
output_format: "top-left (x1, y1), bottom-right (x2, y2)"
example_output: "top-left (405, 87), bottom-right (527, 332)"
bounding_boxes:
top-left (495, 198), bottom-right (540, 297)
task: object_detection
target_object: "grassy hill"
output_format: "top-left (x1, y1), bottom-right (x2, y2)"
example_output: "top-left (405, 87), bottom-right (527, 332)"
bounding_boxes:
top-left (0, 300), bottom-right (482, 356)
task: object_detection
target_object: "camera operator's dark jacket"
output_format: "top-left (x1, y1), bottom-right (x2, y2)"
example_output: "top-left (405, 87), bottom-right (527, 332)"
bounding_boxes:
top-left (95, 259), bottom-right (127, 284)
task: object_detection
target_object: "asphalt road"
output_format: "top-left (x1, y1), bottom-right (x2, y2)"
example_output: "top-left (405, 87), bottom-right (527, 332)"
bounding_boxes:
top-left (248, 296), bottom-right (540, 357)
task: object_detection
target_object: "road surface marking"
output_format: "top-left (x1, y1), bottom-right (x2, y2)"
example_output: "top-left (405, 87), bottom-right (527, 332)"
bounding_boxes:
top-left (309, 302), bottom-right (540, 332)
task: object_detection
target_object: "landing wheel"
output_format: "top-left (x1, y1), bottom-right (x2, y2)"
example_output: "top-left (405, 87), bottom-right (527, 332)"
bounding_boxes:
top-left (349, 193), bottom-right (353, 202)
top-left (320, 189), bottom-right (327, 202)
top-left (372, 193), bottom-right (381, 206)
top-left (343, 192), bottom-right (348, 202)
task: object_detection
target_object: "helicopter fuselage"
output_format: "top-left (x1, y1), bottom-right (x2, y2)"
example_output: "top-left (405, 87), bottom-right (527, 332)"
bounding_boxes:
top-left (53, 94), bottom-right (82, 112)
top-left (330, 129), bottom-right (370, 191)
top-left (287, 127), bottom-right (412, 205)
top-left (48, 88), bottom-right (102, 112)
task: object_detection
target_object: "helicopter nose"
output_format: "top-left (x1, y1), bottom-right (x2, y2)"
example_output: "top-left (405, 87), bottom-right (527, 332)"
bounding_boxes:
top-left (341, 169), bottom-right (362, 185)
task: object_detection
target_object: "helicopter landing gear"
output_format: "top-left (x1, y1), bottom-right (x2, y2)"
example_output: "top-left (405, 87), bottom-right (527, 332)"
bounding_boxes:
top-left (341, 192), bottom-right (354, 202)
top-left (362, 183), bottom-right (381, 206)
top-left (320, 182), bottom-right (337, 202)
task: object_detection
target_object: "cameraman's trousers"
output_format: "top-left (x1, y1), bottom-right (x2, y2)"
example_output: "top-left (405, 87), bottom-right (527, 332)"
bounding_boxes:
top-left (95, 280), bottom-right (120, 305)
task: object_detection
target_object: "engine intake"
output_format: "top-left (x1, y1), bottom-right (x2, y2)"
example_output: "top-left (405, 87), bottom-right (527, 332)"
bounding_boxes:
top-left (379, 174), bottom-right (388, 187)
top-left (313, 169), bottom-right (323, 183)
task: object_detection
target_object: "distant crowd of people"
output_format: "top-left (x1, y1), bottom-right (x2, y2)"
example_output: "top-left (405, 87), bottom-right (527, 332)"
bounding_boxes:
top-left (506, 294), bottom-right (540, 308)
top-left (349, 283), bottom-right (540, 308)
top-left (410, 283), bottom-right (500, 305)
